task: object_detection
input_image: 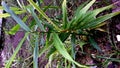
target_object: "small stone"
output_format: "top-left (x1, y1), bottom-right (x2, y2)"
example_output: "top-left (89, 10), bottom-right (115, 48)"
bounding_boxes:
top-left (116, 35), bottom-right (120, 41)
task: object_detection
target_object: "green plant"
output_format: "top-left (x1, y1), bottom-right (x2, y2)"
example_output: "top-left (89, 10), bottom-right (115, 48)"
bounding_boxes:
top-left (1, 0), bottom-right (120, 68)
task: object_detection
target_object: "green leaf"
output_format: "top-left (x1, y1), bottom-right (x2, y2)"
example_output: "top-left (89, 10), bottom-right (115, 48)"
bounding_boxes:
top-left (0, 6), bottom-right (20, 11)
top-left (81, 11), bottom-right (120, 29)
top-left (96, 56), bottom-right (120, 63)
top-left (79, 0), bottom-right (95, 15)
top-left (38, 34), bottom-right (53, 57)
top-left (47, 46), bottom-right (56, 58)
top-left (76, 4), bottom-right (113, 29)
top-left (74, 0), bottom-right (90, 16)
top-left (69, 0), bottom-right (96, 29)
top-left (45, 53), bottom-right (55, 68)
top-left (53, 33), bottom-right (88, 68)
top-left (36, 0), bottom-right (41, 6)
top-left (0, 10), bottom-right (26, 18)
top-left (27, 6), bottom-right (45, 31)
top-left (5, 33), bottom-right (29, 68)
top-left (71, 34), bottom-right (76, 59)
top-left (79, 41), bottom-right (87, 52)
top-left (2, 1), bottom-right (30, 31)
top-left (8, 24), bottom-right (20, 35)
top-left (8, 15), bottom-right (28, 35)
top-left (71, 34), bottom-right (76, 68)
top-left (62, 0), bottom-right (68, 28)
top-left (88, 36), bottom-right (102, 52)
top-left (28, 0), bottom-right (61, 31)
top-left (59, 33), bottom-right (70, 42)
top-left (33, 35), bottom-right (39, 68)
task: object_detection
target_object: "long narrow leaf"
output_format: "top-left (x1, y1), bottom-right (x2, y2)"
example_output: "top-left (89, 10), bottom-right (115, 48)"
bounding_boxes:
top-left (79, 0), bottom-right (96, 14)
top-left (5, 33), bottom-right (29, 68)
top-left (71, 34), bottom-right (76, 68)
top-left (8, 15), bottom-right (28, 35)
top-left (28, 0), bottom-right (61, 31)
top-left (8, 24), bottom-right (20, 35)
top-left (0, 10), bottom-right (26, 18)
top-left (2, 1), bottom-right (30, 31)
top-left (76, 4), bottom-right (113, 29)
top-left (81, 11), bottom-right (120, 29)
top-left (69, 0), bottom-right (96, 29)
top-left (74, 0), bottom-right (90, 16)
top-left (33, 35), bottom-right (39, 68)
top-left (62, 0), bottom-right (68, 28)
top-left (89, 36), bottom-right (102, 52)
top-left (0, 6), bottom-right (20, 11)
top-left (53, 33), bottom-right (88, 68)
top-left (71, 34), bottom-right (76, 59)
top-left (28, 6), bottom-right (45, 31)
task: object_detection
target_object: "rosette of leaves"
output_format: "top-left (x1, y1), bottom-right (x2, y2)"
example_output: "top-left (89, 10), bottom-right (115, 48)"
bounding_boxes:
top-left (1, 0), bottom-right (120, 68)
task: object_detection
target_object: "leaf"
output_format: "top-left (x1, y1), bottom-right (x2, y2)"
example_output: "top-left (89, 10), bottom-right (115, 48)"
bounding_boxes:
top-left (76, 4), bottom-right (113, 29)
top-left (0, 6), bottom-right (20, 11)
top-left (88, 36), bottom-right (102, 52)
top-left (36, 0), bottom-right (41, 6)
top-left (81, 11), bottom-right (120, 29)
top-left (79, 0), bottom-right (95, 15)
top-left (90, 22), bottom-right (106, 29)
top-left (27, 6), bottom-right (45, 31)
top-left (71, 34), bottom-right (76, 68)
top-left (69, 0), bottom-right (96, 29)
top-left (33, 35), bottom-right (39, 68)
top-left (47, 46), bottom-right (56, 58)
top-left (5, 33), bottom-right (29, 68)
top-left (1, 1), bottom-right (30, 31)
top-left (38, 34), bottom-right (53, 57)
top-left (8, 15), bottom-right (28, 35)
top-left (74, 0), bottom-right (90, 16)
top-left (45, 52), bottom-right (55, 68)
top-left (59, 33), bottom-right (70, 42)
top-left (53, 33), bottom-right (88, 68)
top-left (0, 10), bottom-right (26, 18)
top-left (8, 24), bottom-right (20, 35)
top-left (62, 0), bottom-right (68, 28)
top-left (71, 34), bottom-right (76, 59)
top-left (96, 56), bottom-right (120, 63)
top-left (79, 41), bottom-right (87, 52)
top-left (28, 0), bottom-right (61, 31)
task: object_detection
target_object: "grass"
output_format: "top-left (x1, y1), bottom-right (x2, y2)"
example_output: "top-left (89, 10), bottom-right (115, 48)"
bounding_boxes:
top-left (1, 0), bottom-right (120, 68)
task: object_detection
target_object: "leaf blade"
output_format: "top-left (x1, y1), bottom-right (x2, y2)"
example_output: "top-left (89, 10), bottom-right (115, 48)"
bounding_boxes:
top-left (62, 0), bottom-right (68, 28)
top-left (5, 33), bottom-right (29, 68)
top-left (1, 1), bottom-right (30, 31)
top-left (53, 33), bottom-right (88, 68)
